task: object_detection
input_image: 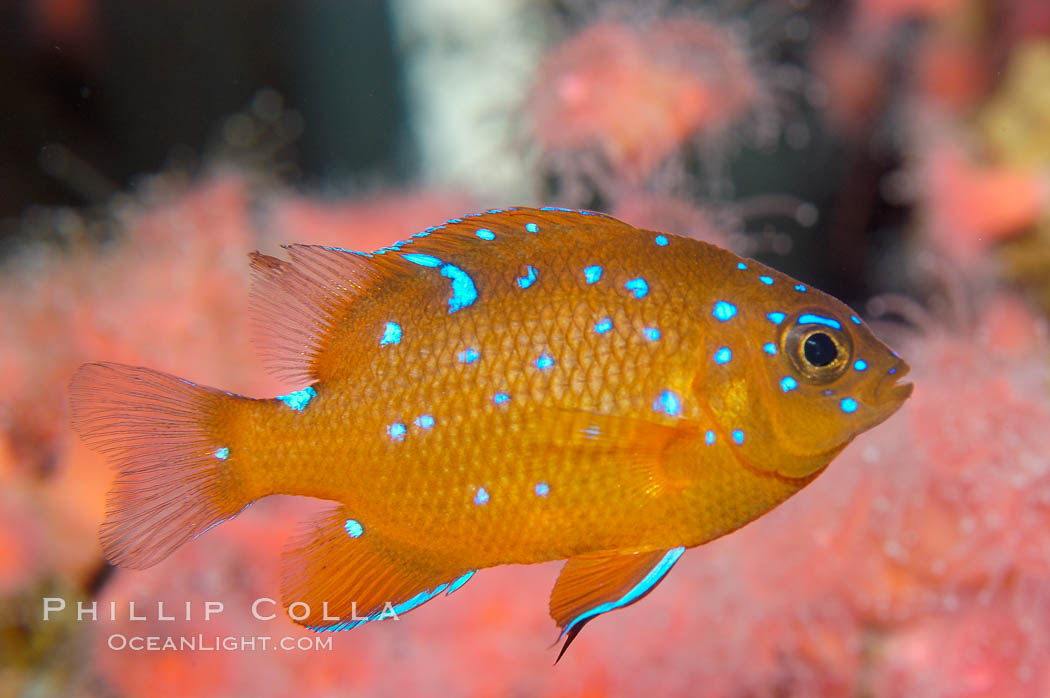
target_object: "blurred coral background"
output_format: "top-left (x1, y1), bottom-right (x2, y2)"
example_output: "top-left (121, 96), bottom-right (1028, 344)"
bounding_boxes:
top-left (3, 0), bottom-right (1050, 696)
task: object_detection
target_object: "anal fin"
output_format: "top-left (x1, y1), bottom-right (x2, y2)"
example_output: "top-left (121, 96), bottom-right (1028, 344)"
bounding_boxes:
top-left (550, 547), bottom-right (686, 661)
top-left (281, 506), bottom-right (474, 631)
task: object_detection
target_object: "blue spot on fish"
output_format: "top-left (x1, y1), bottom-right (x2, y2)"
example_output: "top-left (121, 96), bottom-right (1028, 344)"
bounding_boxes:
top-left (458, 348), bottom-right (480, 364)
top-left (387, 423), bottom-right (406, 441)
top-left (780, 376), bottom-right (798, 392)
top-left (402, 253), bottom-right (442, 268)
top-left (536, 353), bottom-right (555, 370)
top-left (643, 327), bottom-right (661, 341)
top-left (517, 265), bottom-right (538, 289)
top-left (737, 262), bottom-right (748, 270)
top-left (705, 430), bottom-right (716, 445)
top-left (798, 313), bottom-right (842, 330)
top-left (851, 315), bottom-right (862, 325)
top-left (277, 386), bottom-right (316, 411)
top-left (854, 359), bottom-right (868, 371)
top-left (714, 347), bottom-right (732, 364)
top-left (841, 397), bottom-right (859, 413)
top-left (653, 390), bottom-right (682, 416)
top-left (562, 547), bottom-right (685, 638)
top-left (475, 228), bottom-right (495, 240)
top-left (344, 519), bottom-right (364, 538)
top-left (767, 312), bottom-right (786, 325)
top-left (759, 276), bottom-right (774, 285)
top-left (380, 322), bottom-right (402, 346)
top-left (440, 263), bottom-right (478, 313)
top-left (713, 301), bottom-right (737, 321)
top-left (525, 222), bottom-right (539, 233)
top-left (493, 392), bottom-right (510, 404)
top-left (732, 430), bottom-right (745, 445)
top-left (625, 278), bottom-right (649, 298)
top-left (414, 414), bottom-right (435, 429)
top-left (654, 235), bottom-right (669, 246)
top-left (763, 342), bottom-right (777, 355)
top-left (594, 317), bottom-right (613, 334)
top-left (403, 253), bottom-right (478, 313)
top-left (474, 487), bottom-right (489, 506)
top-left (535, 482), bottom-right (550, 497)
top-left (214, 447), bottom-right (229, 460)
top-left (795, 284), bottom-right (806, 292)
top-left (584, 265), bottom-right (603, 284)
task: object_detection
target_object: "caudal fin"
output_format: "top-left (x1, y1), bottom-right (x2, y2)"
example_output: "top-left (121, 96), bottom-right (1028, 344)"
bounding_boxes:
top-left (69, 362), bottom-right (251, 569)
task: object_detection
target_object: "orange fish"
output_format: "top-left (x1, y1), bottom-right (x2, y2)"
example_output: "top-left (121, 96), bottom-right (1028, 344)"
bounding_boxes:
top-left (69, 207), bottom-right (912, 658)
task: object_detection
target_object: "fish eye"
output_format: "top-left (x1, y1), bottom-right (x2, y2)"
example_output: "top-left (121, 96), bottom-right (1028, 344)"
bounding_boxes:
top-left (804, 332), bottom-right (837, 367)
top-left (783, 314), bottom-right (852, 383)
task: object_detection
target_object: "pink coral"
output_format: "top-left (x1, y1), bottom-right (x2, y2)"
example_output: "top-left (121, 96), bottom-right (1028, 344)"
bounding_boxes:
top-left (528, 17), bottom-right (763, 183)
top-left (920, 141), bottom-right (1048, 264)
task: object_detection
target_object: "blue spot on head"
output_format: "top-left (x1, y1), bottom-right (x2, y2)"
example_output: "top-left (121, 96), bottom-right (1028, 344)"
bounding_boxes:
top-left (534, 482), bottom-right (550, 497)
top-left (387, 423), bottom-right (406, 441)
top-left (759, 276), bottom-right (774, 285)
top-left (653, 390), bottom-right (682, 416)
top-left (517, 265), bottom-right (538, 289)
top-left (713, 301), bottom-right (737, 321)
top-left (402, 253), bottom-right (442, 268)
top-left (714, 347), bottom-right (732, 364)
top-left (625, 278), bottom-right (649, 298)
top-left (474, 487), bottom-right (489, 506)
top-left (414, 414), bottom-right (435, 429)
top-left (888, 367), bottom-right (897, 375)
top-left (732, 430), bottom-right (745, 445)
top-left (535, 353), bottom-right (555, 370)
top-left (458, 348), bottom-right (480, 364)
top-left (767, 312), bottom-right (786, 325)
top-left (795, 284), bottom-right (806, 292)
top-left (525, 222), bottom-right (539, 233)
top-left (344, 519), bottom-right (364, 538)
top-left (854, 359), bottom-right (868, 371)
top-left (493, 392), bottom-right (510, 404)
top-left (214, 447), bottom-right (229, 460)
top-left (851, 315), bottom-right (862, 325)
top-left (440, 263), bottom-right (478, 313)
top-left (737, 262), bottom-right (748, 270)
top-left (380, 321), bottom-right (402, 346)
top-left (277, 386), bottom-right (317, 411)
top-left (643, 327), bottom-right (661, 341)
top-left (584, 265), bottom-right (603, 284)
top-left (654, 234), bottom-right (669, 246)
top-left (780, 376), bottom-right (798, 392)
top-left (799, 313), bottom-right (843, 330)
top-left (594, 317), bottom-right (613, 334)
top-left (763, 342), bottom-right (777, 355)
top-left (705, 430), bottom-right (716, 445)
top-left (475, 228), bottom-right (495, 240)
top-left (841, 397), bottom-right (859, 413)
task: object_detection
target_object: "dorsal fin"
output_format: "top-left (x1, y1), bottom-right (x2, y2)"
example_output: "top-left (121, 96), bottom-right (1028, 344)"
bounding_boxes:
top-left (248, 207), bottom-right (633, 383)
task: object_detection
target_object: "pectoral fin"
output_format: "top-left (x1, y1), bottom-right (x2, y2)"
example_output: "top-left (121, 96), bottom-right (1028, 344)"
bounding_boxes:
top-left (549, 546), bottom-right (686, 661)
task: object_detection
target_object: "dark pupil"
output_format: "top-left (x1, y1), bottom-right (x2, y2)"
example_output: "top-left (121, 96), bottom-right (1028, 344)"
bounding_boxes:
top-left (803, 333), bottom-right (837, 367)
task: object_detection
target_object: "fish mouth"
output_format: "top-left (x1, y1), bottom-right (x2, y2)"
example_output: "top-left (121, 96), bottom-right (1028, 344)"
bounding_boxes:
top-left (873, 360), bottom-right (913, 408)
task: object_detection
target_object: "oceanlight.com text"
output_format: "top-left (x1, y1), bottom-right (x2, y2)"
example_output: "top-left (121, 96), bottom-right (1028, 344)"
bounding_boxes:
top-left (106, 634), bottom-right (333, 652)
